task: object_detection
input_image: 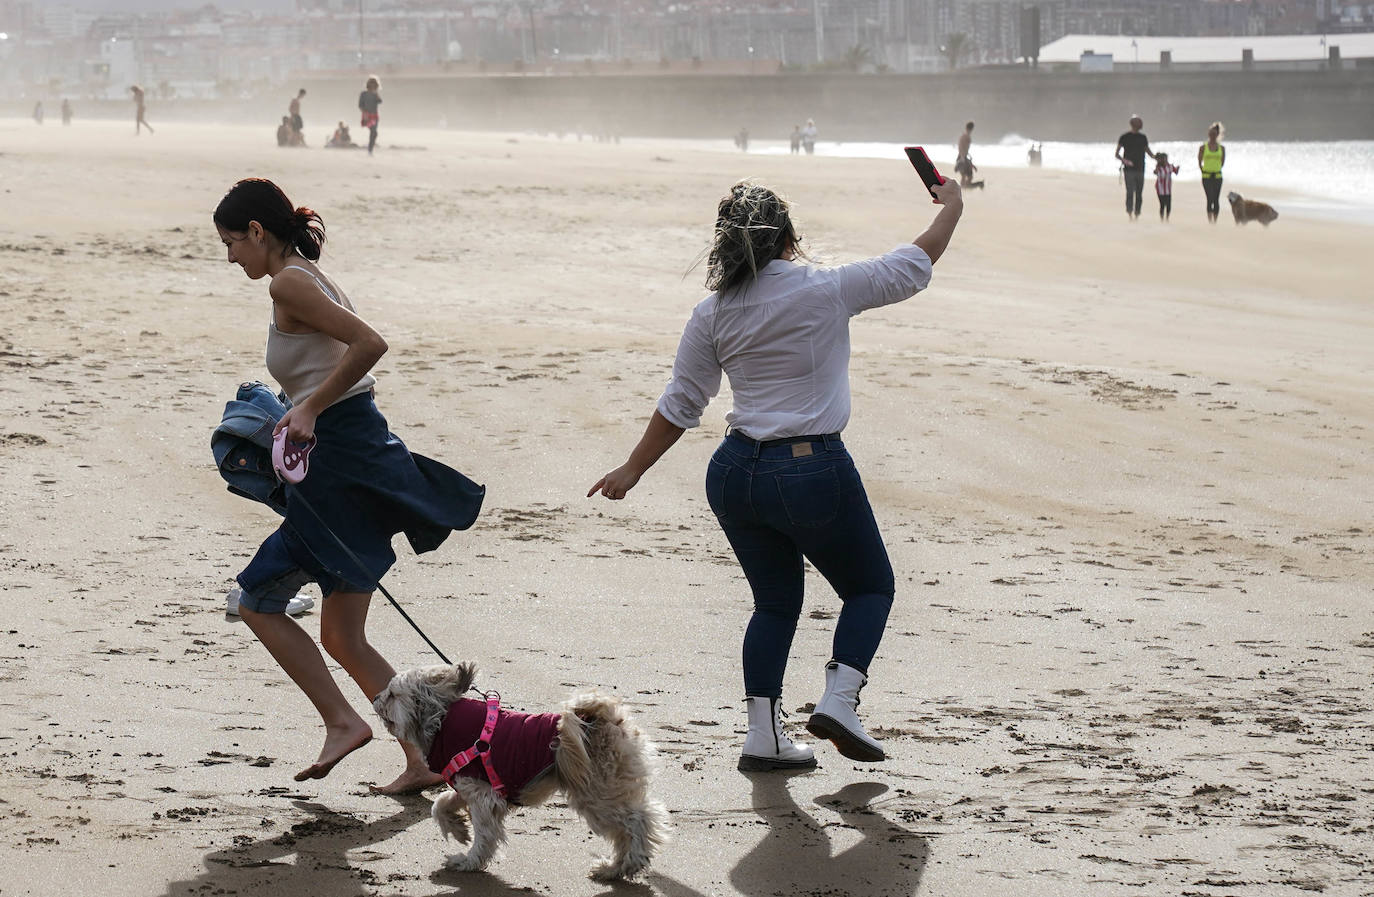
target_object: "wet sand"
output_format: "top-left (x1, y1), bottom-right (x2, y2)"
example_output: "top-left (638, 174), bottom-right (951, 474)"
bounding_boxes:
top-left (1, 119), bottom-right (1371, 896)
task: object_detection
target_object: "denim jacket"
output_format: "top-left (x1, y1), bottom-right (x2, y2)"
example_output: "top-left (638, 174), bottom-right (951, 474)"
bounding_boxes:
top-left (212, 381), bottom-right (290, 515)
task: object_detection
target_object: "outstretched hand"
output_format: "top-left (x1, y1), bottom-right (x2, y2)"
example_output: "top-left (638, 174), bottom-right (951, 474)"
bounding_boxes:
top-left (587, 465), bottom-right (642, 501)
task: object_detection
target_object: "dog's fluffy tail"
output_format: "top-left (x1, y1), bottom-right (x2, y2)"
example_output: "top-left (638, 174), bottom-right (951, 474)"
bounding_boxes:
top-left (432, 790), bottom-right (471, 844)
top-left (557, 692), bottom-right (657, 797)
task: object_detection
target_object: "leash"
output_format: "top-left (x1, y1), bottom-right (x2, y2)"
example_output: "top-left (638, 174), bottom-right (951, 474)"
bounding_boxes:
top-left (292, 488), bottom-right (452, 665)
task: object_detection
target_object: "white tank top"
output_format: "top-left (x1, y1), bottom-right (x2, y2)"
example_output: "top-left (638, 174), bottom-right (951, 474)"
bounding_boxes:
top-left (265, 265), bottom-right (377, 406)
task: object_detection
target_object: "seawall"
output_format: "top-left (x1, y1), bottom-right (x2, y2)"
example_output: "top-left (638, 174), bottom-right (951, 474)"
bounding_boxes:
top-left (11, 68), bottom-right (1372, 143)
top-left (294, 68), bottom-right (1374, 143)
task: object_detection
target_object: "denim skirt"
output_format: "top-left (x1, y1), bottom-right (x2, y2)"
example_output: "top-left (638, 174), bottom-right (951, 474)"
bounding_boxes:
top-left (237, 392), bottom-right (485, 612)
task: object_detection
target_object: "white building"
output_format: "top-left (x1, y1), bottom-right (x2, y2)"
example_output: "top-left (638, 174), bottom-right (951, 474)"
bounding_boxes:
top-left (1038, 31), bottom-right (1374, 71)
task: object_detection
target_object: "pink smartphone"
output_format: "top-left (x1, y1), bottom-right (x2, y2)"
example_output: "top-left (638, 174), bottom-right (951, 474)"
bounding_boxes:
top-left (904, 146), bottom-right (945, 198)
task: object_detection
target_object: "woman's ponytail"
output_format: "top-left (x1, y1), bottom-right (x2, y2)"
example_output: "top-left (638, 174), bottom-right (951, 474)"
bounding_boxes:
top-left (292, 206), bottom-right (326, 261)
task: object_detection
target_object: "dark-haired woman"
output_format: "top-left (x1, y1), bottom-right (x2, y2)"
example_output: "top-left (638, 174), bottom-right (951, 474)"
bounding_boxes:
top-left (588, 178), bottom-right (963, 771)
top-left (213, 177), bottom-right (484, 792)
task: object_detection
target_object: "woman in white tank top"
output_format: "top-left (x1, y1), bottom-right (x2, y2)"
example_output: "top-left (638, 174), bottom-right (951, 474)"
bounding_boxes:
top-left (213, 178), bottom-right (484, 794)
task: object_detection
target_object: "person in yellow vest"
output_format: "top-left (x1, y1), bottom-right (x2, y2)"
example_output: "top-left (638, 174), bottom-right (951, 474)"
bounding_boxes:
top-left (1197, 122), bottom-right (1226, 223)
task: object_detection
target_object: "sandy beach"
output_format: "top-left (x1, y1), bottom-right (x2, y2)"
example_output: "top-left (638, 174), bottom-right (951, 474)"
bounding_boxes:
top-left (1, 119), bottom-right (1371, 896)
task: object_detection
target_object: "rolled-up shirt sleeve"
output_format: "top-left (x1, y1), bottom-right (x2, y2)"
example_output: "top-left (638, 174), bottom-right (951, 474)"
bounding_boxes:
top-left (655, 301), bottom-right (722, 430)
top-left (834, 244), bottom-right (934, 316)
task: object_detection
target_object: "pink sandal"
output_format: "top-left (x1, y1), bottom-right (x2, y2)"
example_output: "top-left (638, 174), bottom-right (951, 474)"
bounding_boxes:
top-left (272, 429), bottom-right (316, 484)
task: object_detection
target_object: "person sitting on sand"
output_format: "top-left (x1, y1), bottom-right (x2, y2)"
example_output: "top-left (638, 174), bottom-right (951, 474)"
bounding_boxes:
top-left (589, 176), bottom-right (964, 772)
top-left (327, 121), bottom-right (355, 148)
top-left (212, 178), bottom-right (485, 793)
top-left (276, 116), bottom-right (293, 147)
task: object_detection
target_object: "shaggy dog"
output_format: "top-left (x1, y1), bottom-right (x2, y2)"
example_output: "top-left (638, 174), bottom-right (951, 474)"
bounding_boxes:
top-left (1228, 191), bottom-right (1279, 226)
top-left (372, 662), bottom-right (668, 880)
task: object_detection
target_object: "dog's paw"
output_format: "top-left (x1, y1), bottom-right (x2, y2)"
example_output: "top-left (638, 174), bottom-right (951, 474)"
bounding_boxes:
top-left (446, 853), bottom-right (488, 873)
top-left (590, 860), bottom-right (642, 882)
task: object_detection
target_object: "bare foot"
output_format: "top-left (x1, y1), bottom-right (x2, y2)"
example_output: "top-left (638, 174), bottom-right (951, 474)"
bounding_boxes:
top-left (294, 721), bottom-right (373, 782)
top-left (370, 765), bottom-right (444, 795)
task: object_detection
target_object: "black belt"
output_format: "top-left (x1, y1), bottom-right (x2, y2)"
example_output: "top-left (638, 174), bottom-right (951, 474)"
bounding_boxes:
top-left (729, 431), bottom-right (841, 448)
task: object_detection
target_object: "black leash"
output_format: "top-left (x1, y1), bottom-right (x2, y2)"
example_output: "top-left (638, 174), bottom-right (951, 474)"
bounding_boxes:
top-left (292, 488), bottom-right (452, 665)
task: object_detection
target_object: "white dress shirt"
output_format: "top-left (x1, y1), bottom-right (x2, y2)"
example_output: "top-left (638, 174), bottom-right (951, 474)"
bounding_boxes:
top-left (656, 243), bottom-right (933, 441)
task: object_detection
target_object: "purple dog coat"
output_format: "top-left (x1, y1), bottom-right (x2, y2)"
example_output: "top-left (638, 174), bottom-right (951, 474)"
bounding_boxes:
top-left (427, 697), bottom-right (561, 804)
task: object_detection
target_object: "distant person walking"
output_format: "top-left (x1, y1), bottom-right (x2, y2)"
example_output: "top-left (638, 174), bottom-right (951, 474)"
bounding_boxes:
top-left (801, 119), bottom-right (817, 155)
top-left (955, 121), bottom-right (974, 176)
top-left (1114, 114), bottom-right (1154, 220)
top-left (588, 176), bottom-right (965, 772)
top-left (130, 85), bottom-right (154, 135)
top-left (954, 122), bottom-right (985, 189)
top-left (1154, 152), bottom-right (1179, 221)
top-left (289, 89), bottom-right (307, 145)
top-left (61, 98), bottom-right (72, 126)
top-left (1197, 121), bottom-right (1226, 224)
top-left (358, 76), bottom-right (382, 156)
top-left (32, 101), bottom-right (43, 125)
top-left (789, 125), bottom-right (802, 155)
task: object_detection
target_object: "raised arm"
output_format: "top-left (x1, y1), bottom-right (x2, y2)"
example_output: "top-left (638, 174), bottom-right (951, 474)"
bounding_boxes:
top-left (913, 179), bottom-right (964, 265)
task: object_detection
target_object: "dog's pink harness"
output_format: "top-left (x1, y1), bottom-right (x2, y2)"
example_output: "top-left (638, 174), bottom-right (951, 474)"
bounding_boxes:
top-left (429, 694), bottom-right (561, 805)
top-left (442, 694), bottom-right (507, 796)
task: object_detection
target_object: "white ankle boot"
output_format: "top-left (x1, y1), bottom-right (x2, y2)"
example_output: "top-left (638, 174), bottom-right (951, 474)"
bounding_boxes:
top-left (806, 661), bottom-right (885, 762)
top-left (738, 696), bottom-right (817, 772)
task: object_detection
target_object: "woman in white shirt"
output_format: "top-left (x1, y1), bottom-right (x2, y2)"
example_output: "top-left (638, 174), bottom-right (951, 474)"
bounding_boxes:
top-left (589, 177), bottom-right (963, 770)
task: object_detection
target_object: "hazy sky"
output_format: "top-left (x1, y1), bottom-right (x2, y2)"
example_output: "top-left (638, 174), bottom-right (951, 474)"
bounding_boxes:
top-left (78, 0), bottom-right (294, 10)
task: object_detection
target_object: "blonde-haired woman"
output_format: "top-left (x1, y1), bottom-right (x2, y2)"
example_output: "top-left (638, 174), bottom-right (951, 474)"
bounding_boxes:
top-left (589, 177), bottom-right (962, 771)
top-left (1198, 121), bottom-right (1226, 223)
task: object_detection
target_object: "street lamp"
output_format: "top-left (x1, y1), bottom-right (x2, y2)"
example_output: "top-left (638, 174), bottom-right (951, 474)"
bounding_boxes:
top-left (1131, 38), bottom-right (1138, 69)
top-left (748, 45), bottom-right (754, 74)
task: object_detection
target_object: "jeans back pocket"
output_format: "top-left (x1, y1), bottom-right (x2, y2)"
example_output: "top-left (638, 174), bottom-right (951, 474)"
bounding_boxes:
top-left (773, 466), bottom-right (841, 529)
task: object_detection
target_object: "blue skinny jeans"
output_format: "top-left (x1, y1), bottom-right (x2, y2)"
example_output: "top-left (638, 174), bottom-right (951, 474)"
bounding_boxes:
top-left (705, 431), bottom-right (896, 698)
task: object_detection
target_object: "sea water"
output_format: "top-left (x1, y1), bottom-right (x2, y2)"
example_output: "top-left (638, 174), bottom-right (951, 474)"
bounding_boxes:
top-left (737, 136), bottom-right (1374, 225)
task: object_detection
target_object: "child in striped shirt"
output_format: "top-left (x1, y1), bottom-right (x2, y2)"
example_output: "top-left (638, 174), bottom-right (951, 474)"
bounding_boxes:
top-left (1155, 152), bottom-right (1180, 221)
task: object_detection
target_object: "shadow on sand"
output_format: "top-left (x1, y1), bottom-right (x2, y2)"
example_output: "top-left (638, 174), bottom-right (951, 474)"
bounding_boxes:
top-left (649, 774), bottom-right (927, 897)
top-left (731, 776), bottom-right (927, 897)
top-left (158, 796), bottom-right (531, 897)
